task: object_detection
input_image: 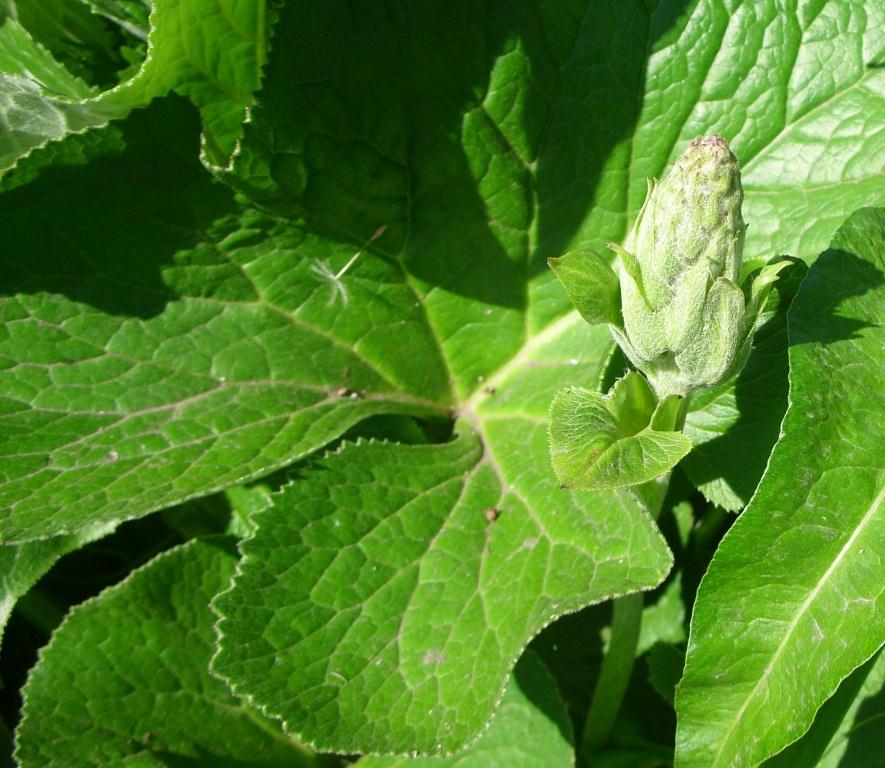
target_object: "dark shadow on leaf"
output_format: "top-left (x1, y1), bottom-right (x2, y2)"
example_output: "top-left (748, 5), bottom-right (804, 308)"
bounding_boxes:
top-left (788, 248), bottom-right (884, 346)
top-left (530, 604), bottom-right (607, 737)
top-left (534, 0), bottom-right (693, 265)
top-left (0, 97), bottom-right (240, 318)
top-left (233, 0), bottom-right (691, 308)
top-left (513, 650), bottom-right (576, 751)
top-left (151, 744), bottom-right (302, 768)
top-left (838, 680), bottom-right (885, 767)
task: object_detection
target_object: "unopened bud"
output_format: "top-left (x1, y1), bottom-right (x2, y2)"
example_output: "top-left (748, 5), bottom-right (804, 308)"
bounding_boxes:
top-left (608, 136), bottom-right (767, 397)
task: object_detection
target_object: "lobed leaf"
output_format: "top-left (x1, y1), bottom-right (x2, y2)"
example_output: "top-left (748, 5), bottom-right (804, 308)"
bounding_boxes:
top-left (213, 346), bottom-right (673, 753)
top-left (0, 98), bottom-right (450, 543)
top-left (1, 3), bottom-right (883, 758)
top-left (675, 207), bottom-right (885, 768)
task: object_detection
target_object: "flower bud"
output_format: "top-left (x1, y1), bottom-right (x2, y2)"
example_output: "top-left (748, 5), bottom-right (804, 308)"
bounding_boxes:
top-left (607, 136), bottom-right (777, 398)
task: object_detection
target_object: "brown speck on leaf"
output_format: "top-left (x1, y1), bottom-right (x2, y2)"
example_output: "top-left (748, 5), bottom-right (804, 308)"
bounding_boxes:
top-left (485, 507), bottom-right (500, 523)
top-left (483, 386), bottom-right (496, 395)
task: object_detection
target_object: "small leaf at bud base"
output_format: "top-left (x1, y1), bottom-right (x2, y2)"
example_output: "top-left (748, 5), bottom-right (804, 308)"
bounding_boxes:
top-left (548, 372), bottom-right (692, 491)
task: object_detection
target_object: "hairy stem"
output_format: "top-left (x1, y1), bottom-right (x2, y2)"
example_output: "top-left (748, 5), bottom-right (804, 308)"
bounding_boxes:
top-left (580, 464), bottom-right (678, 758)
top-left (581, 592), bottom-right (645, 752)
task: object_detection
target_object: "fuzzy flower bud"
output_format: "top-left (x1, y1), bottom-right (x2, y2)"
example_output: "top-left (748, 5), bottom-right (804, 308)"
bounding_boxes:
top-left (607, 136), bottom-right (775, 398)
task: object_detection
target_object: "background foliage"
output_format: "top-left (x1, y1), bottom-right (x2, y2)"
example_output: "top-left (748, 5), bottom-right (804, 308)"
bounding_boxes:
top-left (0, 1), bottom-right (882, 767)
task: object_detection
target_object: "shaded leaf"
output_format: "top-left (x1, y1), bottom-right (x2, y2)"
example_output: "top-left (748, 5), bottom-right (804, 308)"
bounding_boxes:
top-left (0, 18), bottom-right (96, 98)
top-left (647, 643), bottom-right (685, 706)
top-left (0, 520), bottom-right (114, 647)
top-left (0, 0), bottom-right (267, 170)
top-left (14, 537), bottom-right (315, 767)
top-left (1, 0), bottom-right (125, 86)
top-left (0, 98), bottom-right (450, 543)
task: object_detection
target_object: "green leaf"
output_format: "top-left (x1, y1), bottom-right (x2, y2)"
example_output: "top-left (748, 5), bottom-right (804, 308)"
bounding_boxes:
top-left (675, 208), bottom-right (885, 768)
top-left (647, 642), bottom-right (685, 706)
top-left (0, 18), bottom-right (97, 98)
top-left (637, 572), bottom-right (686, 656)
top-left (0, 98), bottom-right (450, 543)
top-left (1, 4), bottom-right (882, 758)
top-left (635, 1), bottom-right (885, 263)
top-left (14, 537), bottom-right (316, 767)
top-left (212, 411), bottom-right (672, 754)
top-left (1, 0), bottom-right (126, 86)
top-left (549, 373), bottom-right (692, 490)
top-left (357, 651), bottom-right (573, 768)
top-left (82, 0), bottom-right (152, 40)
top-left (0, 520), bottom-right (113, 647)
top-left (762, 650), bottom-right (884, 768)
top-left (548, 249), bottom-right (620, 326)
top-left (0, 0), bottom-right (267, 170)
top-left (3, 0), bottom-right (880, 535)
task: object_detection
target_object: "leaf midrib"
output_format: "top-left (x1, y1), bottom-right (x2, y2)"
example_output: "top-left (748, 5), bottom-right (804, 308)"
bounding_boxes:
top-left (711, 479), bottom-right (885, 766)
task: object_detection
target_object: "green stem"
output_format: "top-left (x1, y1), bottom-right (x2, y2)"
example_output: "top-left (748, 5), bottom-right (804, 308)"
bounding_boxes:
top-left (579, 470), bottom-right (674, 759)
top-left (581, 592), bottom-right (644, 752)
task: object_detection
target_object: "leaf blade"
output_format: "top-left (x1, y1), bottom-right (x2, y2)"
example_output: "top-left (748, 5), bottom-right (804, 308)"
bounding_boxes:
top-left (213, 324), bottom-right (673, 755)
top-left (0, 98), bottom-right (451, 542)
top-left (14, 537), bottom-right (315, 767)
top-left (357, 651), bottom-right (574, 768)
top-left (675, 207), bottom-right (885, 768)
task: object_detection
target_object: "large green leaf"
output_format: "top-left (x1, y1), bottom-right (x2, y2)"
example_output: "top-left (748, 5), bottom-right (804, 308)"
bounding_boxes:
top-left (14, 537), bottom-right (315, 767)
top-left (633, 0), bottom-right (885, 263)
top-left (357, 651), bottom-right (574, 768)
top-left (2, 0), bottom-right (880, 537)
top-left (1, 3), bottom-right (883, 758)
top-left (213, 331), bottom-right (672, 754)
top-left (0, 0), bottom-right (266, 170)
top-left (675, 208), bottom-right (885, 768)
top-left (0, 98), bottom-right (450, 542)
